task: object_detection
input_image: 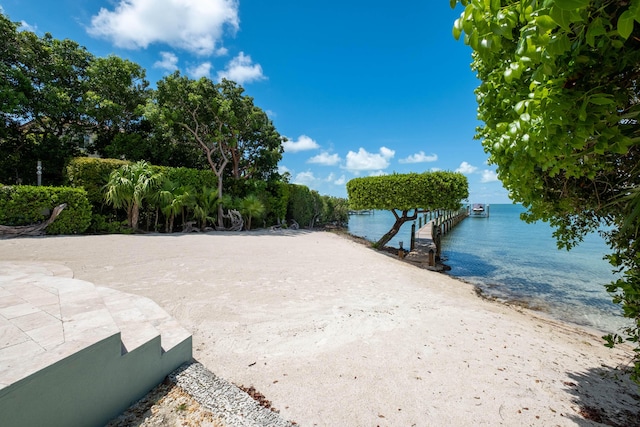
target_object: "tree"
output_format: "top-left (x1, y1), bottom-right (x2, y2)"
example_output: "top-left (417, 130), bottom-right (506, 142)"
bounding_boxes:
top-left (191, 186), bottom-right (218, 230)
top-left (104, 160), bottom-right (163, 231)
top-left (150, 73), bottom-right (282, 229)
top-left (347, 172), bottom-right (468, 248)
top-left (84, 55), bottom-right (150, 153)
top-left (452, 0), bottom-right (640, 380)
top-left (320, 196), bottom-right (349, 227)
top-left (216, 79), bottom-right (284, 181)
top-left (239, 194), bottom-right (265, 230)
top-left (0, 27), bottom-right (94, 185)
top-left (0, 14), bottom-right (29, 143)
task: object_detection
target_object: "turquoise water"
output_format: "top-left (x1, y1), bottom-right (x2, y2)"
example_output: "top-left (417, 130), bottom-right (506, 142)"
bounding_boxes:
top-left (348, 205), bottom-right (628, 333)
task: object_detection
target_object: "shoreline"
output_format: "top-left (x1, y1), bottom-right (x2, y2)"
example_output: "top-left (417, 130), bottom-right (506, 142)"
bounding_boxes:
top-left (1, 230), bottom-right (638, 425)
top-left (345, 228), bottom-right (628, 337)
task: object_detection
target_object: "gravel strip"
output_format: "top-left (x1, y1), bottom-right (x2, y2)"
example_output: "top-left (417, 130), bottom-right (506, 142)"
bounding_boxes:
top-left (168, 362), bottom-right (297, 427)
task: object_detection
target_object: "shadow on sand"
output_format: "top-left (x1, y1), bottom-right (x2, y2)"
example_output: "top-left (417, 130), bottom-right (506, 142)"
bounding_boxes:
top-left (563, 364), bottom-right (640, 427)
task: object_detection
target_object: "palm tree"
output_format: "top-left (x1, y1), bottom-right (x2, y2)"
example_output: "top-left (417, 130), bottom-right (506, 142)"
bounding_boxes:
top-left (239, 194), bottom-right (265, 230)
top-left (104, 160), bottom-right (162, 231)
top-left (159, 183), bottom-right (193, 233)
top-left (192, 186), bottom-right (218, 230)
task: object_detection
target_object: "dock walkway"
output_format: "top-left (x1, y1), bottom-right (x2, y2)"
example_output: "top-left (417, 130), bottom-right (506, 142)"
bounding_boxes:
top-left (404, 209), bottom-right (468, 269)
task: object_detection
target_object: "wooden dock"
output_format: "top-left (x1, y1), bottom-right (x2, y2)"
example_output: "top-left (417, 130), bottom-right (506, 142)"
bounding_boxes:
top-left (403, 209), bottom-right (468, 269)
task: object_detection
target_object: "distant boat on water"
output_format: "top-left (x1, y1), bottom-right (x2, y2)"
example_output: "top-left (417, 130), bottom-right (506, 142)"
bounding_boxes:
top-left (469, 203), bottom-right (489, 218)
top-left (349, 209), bottom-right (374, 215)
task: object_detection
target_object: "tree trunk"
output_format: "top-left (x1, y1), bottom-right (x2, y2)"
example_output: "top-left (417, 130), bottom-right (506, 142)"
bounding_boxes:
top-left (216, 173), bottom-right (225, 229)
top-left (374, 209), bottom-right (418, 248)
top-left (131, 202), bottom-right (140, 231)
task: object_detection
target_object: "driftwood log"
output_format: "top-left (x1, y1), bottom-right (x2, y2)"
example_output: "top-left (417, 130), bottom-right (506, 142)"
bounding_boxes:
top-left (216, 209), bottom-right (244, 231)
top-left (0, 203), bottom-right (67, 237)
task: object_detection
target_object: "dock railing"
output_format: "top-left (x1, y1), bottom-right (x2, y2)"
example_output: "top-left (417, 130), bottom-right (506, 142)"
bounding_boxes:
top-left (406, 207), bottom-right (468, 267)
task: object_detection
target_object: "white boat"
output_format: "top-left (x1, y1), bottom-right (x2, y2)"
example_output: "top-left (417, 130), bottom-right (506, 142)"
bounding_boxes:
top-left (470, 203), bottom-right (489, 218)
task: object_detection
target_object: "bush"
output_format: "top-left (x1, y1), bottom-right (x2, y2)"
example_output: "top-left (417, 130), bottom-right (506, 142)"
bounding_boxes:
top-left (65, 157), bottom-right (129, 205)
top-left (0, 185), bottom-right (92, 234)
top-left (286, 184), bottom-right (322, 227)
top-left (158, 166), bottom-right (217, 190)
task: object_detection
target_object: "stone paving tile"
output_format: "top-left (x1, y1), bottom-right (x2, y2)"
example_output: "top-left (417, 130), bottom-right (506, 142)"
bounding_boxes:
top-left (62, 308), bottom-right (118, 343)
top-left (59, 295), bottom-right (107, 318)
top-left (0, 294), bottom-right (24, 309)
top-left (40, 302), bottom-right (62, 320)
top-left (21, 287), bottom-right (59, 307)
top-left (0, 339), bottom-right (45, 372)
top-left (0, 322), bottom-right (30, 348)
top-left (10, 310), bottom-right (59, 332)
top-left (0, 302), bottom-right (40, 319)
top-left (26, 322), bottom-right (65, 350)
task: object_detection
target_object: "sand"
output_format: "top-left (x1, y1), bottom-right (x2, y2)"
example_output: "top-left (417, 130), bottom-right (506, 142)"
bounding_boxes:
top-left (1, 230), bottom-right (638, 426)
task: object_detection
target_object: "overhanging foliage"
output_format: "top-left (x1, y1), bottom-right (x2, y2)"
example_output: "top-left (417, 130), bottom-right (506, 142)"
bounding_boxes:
top-left (452, 0), bottom-right (640, 381)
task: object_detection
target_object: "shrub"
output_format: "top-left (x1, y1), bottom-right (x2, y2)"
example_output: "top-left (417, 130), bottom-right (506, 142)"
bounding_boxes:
top-left (0, 185), bottom-right (91, 234)
top-left (65, 157), bottom-right (129, 205)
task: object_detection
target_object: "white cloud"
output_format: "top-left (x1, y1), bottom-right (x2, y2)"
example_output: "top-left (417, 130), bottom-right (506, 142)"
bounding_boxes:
top-left (283, 135), bottom-right (320, 153)
top-left (308, 152), bottom-right (340, 166)
top-left (480, 170), bottom-right (499, 183)
top-left (217, 52), bottom-right (266, 84)
top-left (399, 151), bottom-right (438, 164)
top-left (345, 147), bottom-right (395, 172)
top-left (278, 165), bottom-right (291, 175)
top-left (293, 171), bottom-right (317, 186)
top-left (153, 51), bottom-right (179, 72)
top-left (18, 20), bottom-right (37, 32)
top-left (369, 170), bottom-right (388, 177)
top-left (333, 175), bottom-right (347, 185)
top-left (188, 62), bottom-right (212, 79)
top-left (456, 161), bottom-right (478, 174)
top-left (88, 0), bottom-right (239, 56)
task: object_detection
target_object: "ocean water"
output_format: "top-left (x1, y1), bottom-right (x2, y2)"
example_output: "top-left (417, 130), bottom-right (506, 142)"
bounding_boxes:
top-left (348, 204), bottom-right (629, 333)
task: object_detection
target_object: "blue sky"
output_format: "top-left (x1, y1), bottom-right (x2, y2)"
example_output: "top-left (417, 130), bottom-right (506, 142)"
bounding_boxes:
top-left (1, 0), bottom-right (511, 203)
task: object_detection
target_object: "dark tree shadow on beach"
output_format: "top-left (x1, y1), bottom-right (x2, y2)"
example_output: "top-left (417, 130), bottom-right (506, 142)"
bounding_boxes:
top-left (562, 364), bottom-right (640, 427)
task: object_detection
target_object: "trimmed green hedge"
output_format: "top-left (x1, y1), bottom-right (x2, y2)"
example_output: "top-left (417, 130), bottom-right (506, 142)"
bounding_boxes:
top-left (347, 172), bottom-right (469, 211)
top-left (0, 185), bottom-right (92, 234)
top-left (65, 157), bottom-right (218, 205)
top-left (157, 165), bottom-right (217, 189)
top-left (65, 157), bottom-right (129, 205)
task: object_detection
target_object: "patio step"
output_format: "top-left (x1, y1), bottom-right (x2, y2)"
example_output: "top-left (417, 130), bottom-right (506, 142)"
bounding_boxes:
top-left (0, 261), bottom-right (192, 427)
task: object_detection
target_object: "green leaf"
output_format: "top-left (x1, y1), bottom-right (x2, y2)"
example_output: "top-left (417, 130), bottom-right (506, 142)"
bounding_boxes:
top-left (632, 0), bottom-right (640, 23)
top-left (549, 6), bottom-right (572, 31)
top-left (535, 15), bottom-right (558, 31)
top-left (453, 20), bottom-right (463, 40)
top-left (588, 96), bottom-right (615, 105)
top-left (586, 18), bottom-right (606, 47)
top-left (554, 0), bottom-right (589, 10)
top-left (618, 10), bottom-right (635, 40)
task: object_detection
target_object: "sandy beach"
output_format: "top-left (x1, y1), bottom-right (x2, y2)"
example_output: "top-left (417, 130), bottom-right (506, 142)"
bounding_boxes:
top-left (1, 230), bottom-right (638, 426)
